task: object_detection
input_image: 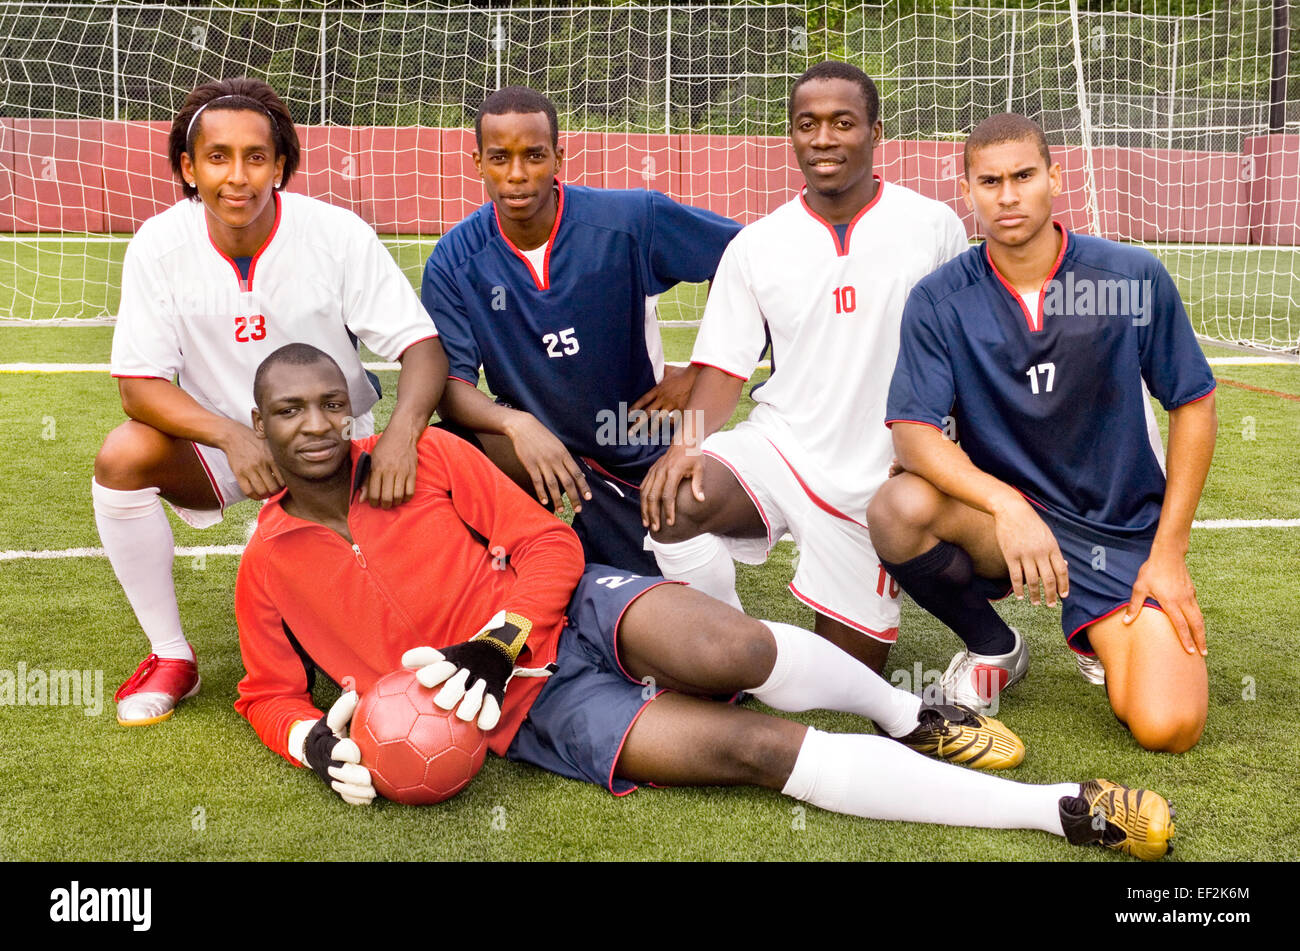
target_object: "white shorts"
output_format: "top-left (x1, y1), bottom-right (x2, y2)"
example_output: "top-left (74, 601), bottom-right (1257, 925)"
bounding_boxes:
top-left (171, 412), bottom-right (375, 529)
top-left (701, 422), bottom-right (900, 643)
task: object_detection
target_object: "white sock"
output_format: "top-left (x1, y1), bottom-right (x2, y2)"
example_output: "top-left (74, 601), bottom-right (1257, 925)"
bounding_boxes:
top-left (649, 533), bottom-right (742, 610)
top-left (752, 620), bottom-right (921, 737)
top-left (782, 728), bottom-right (1076, 834)
top-left (92, 479), bottom-right (193, 662)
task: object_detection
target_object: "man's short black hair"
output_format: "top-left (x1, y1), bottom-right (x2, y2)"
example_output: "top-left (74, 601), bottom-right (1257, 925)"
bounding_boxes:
top-left (475, 86), bottom-right (560, 150)
top-left (253, 343), bottom-right (343, 410)
top-left (788, 61), bottom-right (879, 127)
top-left (964, 113), bottom-right (1053, 176)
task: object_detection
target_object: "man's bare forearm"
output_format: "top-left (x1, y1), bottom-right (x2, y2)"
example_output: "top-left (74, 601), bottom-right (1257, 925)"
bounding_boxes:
top-left (437, 377), bottom-right (533, 437)
top-left (119, 377), bottom-right (246, 450)
top-left (384, 337), bottom-right (447, 445)
top-left (891, 421), bottom-right (1023, 517)
top-left (1151, 392), bottom-right (1217, 556)
top-left (680, 365), bottom-right (746, 447)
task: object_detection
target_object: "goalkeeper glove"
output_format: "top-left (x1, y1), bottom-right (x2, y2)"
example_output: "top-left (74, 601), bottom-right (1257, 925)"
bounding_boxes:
top-left (401, 610), bottom-right (532, 731)
top-left (288, 690), bottom-right (376, 805)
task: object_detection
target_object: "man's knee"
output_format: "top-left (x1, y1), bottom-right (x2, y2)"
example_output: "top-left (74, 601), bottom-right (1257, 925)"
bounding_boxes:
top-left (721, 714), bottom-right (804, 787)
top-left (1126, 703), bottom-right (1205, 754)
top-left (867, 473), bottom-right (942, 542)
top-left (694, 612), bottom-right (776, 683)
top-left (94, 421), bottom-right (163, 488)
top-left (647, 484), bottom-right (713, 543)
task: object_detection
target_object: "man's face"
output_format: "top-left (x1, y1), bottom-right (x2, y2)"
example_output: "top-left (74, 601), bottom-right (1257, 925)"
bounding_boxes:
top-left (179, 108), bottom-right (285, 239)
top-left (253, 361), bottom-right (354, 482)
top-left (474, 111), bottom-right (564, 228)
top-left (790, 78), bottom-right (881, 199)
top-left (960, 138), bottom-right (1062, 248)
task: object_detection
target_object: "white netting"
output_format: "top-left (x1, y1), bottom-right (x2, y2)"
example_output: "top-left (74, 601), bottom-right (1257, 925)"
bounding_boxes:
top-left (1, 1), bottom-right (1297, 352)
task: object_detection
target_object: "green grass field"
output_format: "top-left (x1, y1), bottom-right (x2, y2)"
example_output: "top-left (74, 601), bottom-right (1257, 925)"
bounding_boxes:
top-left (0, 305), bottom-right (1297, 862)
top-left (4, 236), bottom-right (1299, 350)
top-left (0, 235), bottom-right (711, 325)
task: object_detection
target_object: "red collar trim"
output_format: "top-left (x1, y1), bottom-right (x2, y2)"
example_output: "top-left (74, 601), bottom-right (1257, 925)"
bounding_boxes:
top-left (493, 180), bottom-right (564, 291)
top-left (206, 190), bottom-right (282, 293)
top-left (983, 221), bottom-right (1069, 333)
top-left (256, 440), bottom-right (370, 541)
top-left (798, 176), bottom-right (884, 256)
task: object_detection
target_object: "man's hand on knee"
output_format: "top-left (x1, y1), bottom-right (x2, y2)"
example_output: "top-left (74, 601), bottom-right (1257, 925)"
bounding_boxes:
top-left (641, 444), bottom-right (706, 532)
top-left (1123, 548), bottom-right (1206, 657)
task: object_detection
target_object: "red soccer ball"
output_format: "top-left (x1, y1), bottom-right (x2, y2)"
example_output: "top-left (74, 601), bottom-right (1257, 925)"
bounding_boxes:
top-left (351, 668), bottom-right (489, 805)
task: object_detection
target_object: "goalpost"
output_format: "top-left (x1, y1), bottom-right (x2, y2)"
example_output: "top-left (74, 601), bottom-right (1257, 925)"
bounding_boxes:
top-left (1, 1), bottom-right (1298, 353)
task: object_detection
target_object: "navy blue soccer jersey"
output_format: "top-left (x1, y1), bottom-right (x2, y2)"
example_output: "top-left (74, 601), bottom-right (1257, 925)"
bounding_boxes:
top-left (886, 225), bottom-right (1217, 535)
top-left (422, 182), bottom-right (741, 471)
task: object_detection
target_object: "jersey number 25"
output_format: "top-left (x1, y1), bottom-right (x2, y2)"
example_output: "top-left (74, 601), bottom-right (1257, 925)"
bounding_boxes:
top-left (543, 327), bottom-right (580, 357)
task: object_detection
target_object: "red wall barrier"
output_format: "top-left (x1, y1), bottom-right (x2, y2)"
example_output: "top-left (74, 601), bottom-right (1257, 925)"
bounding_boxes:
top-left (102, 120), bottom-right (171, 232)
top-left (439, 127), bottom-right (483, 231)
top-left (288, 125), bottom-right (358, 212)
top-left (7, 119), bottom-right (106, 232)
top-left (678, 134), bottom-right (749, 222)
top-left (1, 119), bottom-right (1297, 245)
top-left (352, 127), bottom-right (440, 232)
top-left (1244, 135), bottom-right (1300, 245)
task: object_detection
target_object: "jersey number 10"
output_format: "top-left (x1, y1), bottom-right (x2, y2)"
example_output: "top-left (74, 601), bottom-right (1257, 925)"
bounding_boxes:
top-left (832, 286), bottom-right (857, 314)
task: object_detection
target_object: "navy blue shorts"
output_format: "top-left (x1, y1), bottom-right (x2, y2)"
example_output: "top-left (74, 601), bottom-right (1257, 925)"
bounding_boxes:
top-left (1043, 510), bottom-right (1161, 655)
top-left (571, 457), bottom-right (658, 576)
top-left (506, 565), bottom-right (678, 795)
top-left (979, 508), bottom-right (1161, 656)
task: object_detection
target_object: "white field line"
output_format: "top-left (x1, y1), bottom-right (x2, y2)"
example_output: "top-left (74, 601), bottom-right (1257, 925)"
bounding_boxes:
top-left (0, 361), bottom-right (402, 373)
top-left (0, 545), bottom-right (246, 561)
top-left (4, 518), bottom-right (1298, 562)
top-left (0, 358), bottom-right (774, 372)
top-left (0, 357), bottom-right (1282, 374)
top-left (1190, 518), bottom-right (1300, 529)
top-left (1206, 356), bottom-right (1298, 365)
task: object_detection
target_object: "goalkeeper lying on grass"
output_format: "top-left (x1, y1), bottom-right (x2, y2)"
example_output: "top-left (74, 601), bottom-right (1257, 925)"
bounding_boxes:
top-left (232, 342), bottom-right (1176, 860)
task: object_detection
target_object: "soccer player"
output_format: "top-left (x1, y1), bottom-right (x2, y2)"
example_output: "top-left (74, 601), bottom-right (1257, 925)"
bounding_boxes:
top-left (94, 77), bottom-right (447, 726)
top-left (868, 114), bottom-right (1215, 753)
top-left (640, 62), bottom-right (969, 672)
top-left (233, 343), bottom-right (1176, 861)
top-left (422, 86), bottom-right (743, 584)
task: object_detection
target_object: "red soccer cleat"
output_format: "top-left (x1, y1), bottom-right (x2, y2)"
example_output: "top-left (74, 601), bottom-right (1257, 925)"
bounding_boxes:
top-left (114, 646), bottom-right (201, 726)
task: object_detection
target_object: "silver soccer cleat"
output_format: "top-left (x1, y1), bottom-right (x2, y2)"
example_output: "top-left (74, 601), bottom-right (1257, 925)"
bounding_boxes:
top-left (939, 628), bottom-right (1028, 713)
top-left (1075, 651), bottom-right (1106, 685)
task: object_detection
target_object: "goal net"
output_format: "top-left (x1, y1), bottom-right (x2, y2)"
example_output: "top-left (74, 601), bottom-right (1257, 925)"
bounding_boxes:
top-left (1, 1), bottom-right (1297, 353)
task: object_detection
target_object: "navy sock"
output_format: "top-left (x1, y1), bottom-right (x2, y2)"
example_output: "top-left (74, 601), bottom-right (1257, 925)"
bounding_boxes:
top-left (880, 541), bottom-right (1016, 655)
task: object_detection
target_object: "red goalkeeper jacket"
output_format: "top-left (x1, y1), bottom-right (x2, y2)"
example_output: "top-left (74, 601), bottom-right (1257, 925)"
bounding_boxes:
top-left (234, 428), bottom-right (586, 761)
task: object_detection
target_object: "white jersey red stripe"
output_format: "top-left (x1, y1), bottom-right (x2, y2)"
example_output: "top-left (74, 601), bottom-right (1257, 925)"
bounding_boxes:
top-left (690, 181), bottom-right (969, 515)
top-left (111, 190), bottom-right (436, 426)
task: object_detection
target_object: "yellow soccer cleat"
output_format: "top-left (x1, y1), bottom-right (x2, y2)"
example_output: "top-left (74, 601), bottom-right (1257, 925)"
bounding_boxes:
top-left (1060, 779), bottom-right (1176, 861)
top-left (891, 702), bottom-right (1026, 770)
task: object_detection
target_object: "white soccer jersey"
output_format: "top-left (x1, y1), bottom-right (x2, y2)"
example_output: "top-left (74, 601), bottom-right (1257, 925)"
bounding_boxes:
top-left (691, 181), bottom-right (968, 517)
top-left (111, 190), bottom-right (437, 425)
